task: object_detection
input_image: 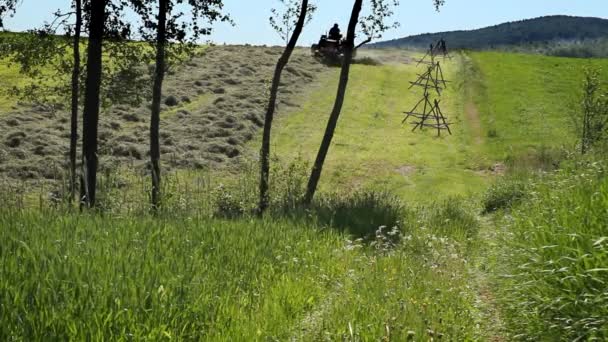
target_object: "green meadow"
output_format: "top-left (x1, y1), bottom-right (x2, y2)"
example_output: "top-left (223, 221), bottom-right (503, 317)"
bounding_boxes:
top-left (1, 45), bottom-right (607, 340)
top-left (267, 53), bottom-right (491, 202)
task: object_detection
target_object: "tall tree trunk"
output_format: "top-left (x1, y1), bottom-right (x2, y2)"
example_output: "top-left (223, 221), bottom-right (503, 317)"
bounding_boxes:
top-left (69, 0), bottom-right (82, 203)
top-left (80, 0), bottom-right (105, 208)
top-left (150, 0), bottom-right (168, 210)
top-left (304, 0), bottom-right (362, 205)
top-left (258, 0), bottom-right (309, 214)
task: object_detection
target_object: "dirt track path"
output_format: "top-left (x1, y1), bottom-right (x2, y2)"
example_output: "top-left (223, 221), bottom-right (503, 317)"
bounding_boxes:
top-left (460, 53), bottom-right (484, 146)
top-left (465, 97), bottom-right (484, 145)
top-left (472, 216), bottom-right (507, 341)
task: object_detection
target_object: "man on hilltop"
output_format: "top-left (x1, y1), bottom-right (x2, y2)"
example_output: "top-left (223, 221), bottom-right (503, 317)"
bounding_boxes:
top-left (329, 23), bottom-right (342, 41)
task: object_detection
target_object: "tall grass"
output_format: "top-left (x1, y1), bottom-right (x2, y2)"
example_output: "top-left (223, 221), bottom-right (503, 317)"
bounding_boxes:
top-left (305, 196), bottom-right (481, 341)
top-left (494, 158), bottom-right (608, 340)
top-left (0, 210), bottom-right (356, 340)
top-left (0, 176), bottom-right (483, 340)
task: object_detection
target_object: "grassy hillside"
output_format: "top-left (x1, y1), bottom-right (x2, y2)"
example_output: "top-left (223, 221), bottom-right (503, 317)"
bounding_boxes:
top-left (260, 52), bottom-right (492, 202)
top-left (490, 159), bottom-right (608, 340)
top-left (0, 45), bottom-right (325, 182)
top-left (255, 51), bottom-right (608, 201)
top-left (468, 52), bottom-right (608, 160)
top-left (1, 42), bottom-right (608, 340)
top-left (0, 197), bottom-right (483, 340)
top-left (373, 15), bottom-right (608, 53)
top-left (3, 43), bottom-right (604, 200)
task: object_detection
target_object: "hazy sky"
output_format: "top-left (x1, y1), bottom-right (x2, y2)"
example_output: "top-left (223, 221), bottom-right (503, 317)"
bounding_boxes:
top-left (3, 0), bottom-right (608, 46)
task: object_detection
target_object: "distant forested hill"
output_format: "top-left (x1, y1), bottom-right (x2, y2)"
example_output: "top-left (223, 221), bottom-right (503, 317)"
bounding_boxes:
top-left (372, 15), bottom-right (608, 54)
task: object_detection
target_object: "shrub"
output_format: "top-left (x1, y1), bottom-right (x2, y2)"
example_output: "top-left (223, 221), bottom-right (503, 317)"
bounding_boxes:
top-left (487, 128), bottom-right (498, 138)
top-left (269, 155), bottom-right (309, 212)
top-left (310, 190), bottom-right (406, 239)
top-left (352, 57), bottom-right (382, 66)
top-left (482, 177), bottom-right (526, 213)
top-left (419, 197), bottom-right (479, 240)
top-left (212, 184), bottom-right (246, 218)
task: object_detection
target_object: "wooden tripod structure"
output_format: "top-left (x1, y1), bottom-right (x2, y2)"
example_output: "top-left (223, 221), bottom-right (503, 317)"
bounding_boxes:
top-left (416, 39), bottom-right (452, 66)
top-left (403, 46), bottom-right (452, 136)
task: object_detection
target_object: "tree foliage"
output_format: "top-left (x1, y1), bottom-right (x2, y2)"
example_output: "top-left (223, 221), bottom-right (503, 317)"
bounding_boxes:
top-left (357, 0), bottom-right (399, 49)
top-left (130, 0), bottom-right (231, 69)
top-left (356, 0), bottom-right (443, 49)
top-left (373, 15), bottom-right (608, 52)
top-left (269, 0), bottom-right (316, 45)
top-left (0, 0), bottom-right (19, 29)
top-left (260, 0), bottom-right (311, 214)
top-left (0, 2), bottom-right (151, 111)
top-left (128, 0), bottom-right (230, 209)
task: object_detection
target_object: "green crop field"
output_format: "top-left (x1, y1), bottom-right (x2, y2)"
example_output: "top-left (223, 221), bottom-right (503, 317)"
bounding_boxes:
top-left (469, 52), bottom-right (608, 158)
top-left (1, 40), bottom-right (607, 340)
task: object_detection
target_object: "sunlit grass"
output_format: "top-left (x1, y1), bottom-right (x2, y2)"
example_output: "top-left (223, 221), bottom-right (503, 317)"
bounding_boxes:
top-left (491, 158), bottom-right (608, 340)
top-left (2, 42), bottom-right (608, 341)
top-left (0, 193), bottom-right (483, 340)
top-left (469, 52), bottom-right (608, 159)
top-left (265, 52), bottom-right (491, 202)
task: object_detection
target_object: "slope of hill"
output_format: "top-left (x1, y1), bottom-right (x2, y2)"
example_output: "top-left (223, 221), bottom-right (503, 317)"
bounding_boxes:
top-left (0, 46), bottom-right (326, 182)
top-left (2, 42), bottom-right (608, 340)
top-left (373, 15), bottom-right (608, 51)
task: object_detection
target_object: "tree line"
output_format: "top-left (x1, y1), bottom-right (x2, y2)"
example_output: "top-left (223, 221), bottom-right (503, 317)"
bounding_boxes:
top-left (373, 15), bottom-right (608, 51)
top-left (0, 0), bottom-right (445, 214)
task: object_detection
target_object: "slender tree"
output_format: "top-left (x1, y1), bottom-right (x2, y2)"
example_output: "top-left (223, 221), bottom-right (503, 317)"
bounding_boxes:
top-left (70, 0), bottom-right (82, 202)
top-left (78, 0), bottom-right (154, 207)
top-left (578, 67), bottom-right (608, 154)
top-left (304, 0), bottom-right (445, 204)
top-left (149, 0), bottom-right (168, 210)
top-left (80, 0), bottom-right (105, 207)
top-left (303, 0), bottom-right (362, 205)
top-left (259, 0), bottom-right (315, 214)
top-left (130, 0), bottom-right (230, 209)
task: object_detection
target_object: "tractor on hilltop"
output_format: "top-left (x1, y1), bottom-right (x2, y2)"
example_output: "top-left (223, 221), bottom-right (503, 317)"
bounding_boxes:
top-left (311, 23), bottom-right (353, 63)
top-left (311, 34), bottom-right (345, 60)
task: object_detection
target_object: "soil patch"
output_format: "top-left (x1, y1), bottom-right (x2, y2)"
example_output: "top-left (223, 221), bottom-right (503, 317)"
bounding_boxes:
top-left (395, 165), bottom-right (416, 177)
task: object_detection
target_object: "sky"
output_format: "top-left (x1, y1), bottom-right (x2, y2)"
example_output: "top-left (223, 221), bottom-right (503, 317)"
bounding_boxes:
top-left (2, 0), bottom-right (608, 46)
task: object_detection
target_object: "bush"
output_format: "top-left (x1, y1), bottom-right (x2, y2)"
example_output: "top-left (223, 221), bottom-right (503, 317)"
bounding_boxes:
top-left (352, 57), bottom-right (382, 66)
top-left (482, 177), bottom-right (527, 213)
top-left (212, 184), bottom-right (246, 218)
top-left (310, 190), bottom-right (406, 239)
top-left (487, 128), bottom-right (498, 138)
top-left (269, 155), bottom-right (309, 212)
top-left (418, 197), bottom-right (479, 240)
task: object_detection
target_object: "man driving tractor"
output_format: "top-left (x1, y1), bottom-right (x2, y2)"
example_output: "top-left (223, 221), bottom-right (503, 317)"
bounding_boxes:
top-left (328, 23), bottom-right (342, 41)
top-left (311, 23), bottom-right (348, 61)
